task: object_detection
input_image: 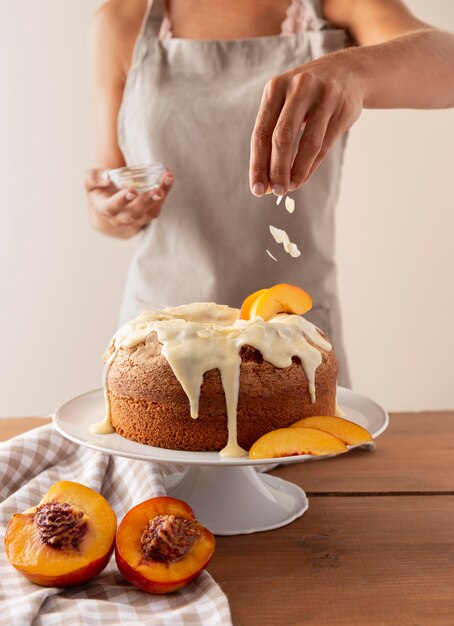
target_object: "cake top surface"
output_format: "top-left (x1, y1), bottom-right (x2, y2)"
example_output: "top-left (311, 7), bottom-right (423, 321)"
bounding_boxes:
top-left (110, 302), bottom-right (331, 355)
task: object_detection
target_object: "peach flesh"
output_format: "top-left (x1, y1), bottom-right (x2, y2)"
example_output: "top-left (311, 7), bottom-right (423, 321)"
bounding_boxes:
top-left (4, 481), bottom-right (116, 587)
top-left (239, 288), bottom-right (267, 320)
top-left (290, 415), bottom-right (373, 446)
top-left (115, 496), bottom-right (215, 594)
top-left (249, 426), bottom-right (348, 459)
top-left (249, 283), bottom-right (313, 321)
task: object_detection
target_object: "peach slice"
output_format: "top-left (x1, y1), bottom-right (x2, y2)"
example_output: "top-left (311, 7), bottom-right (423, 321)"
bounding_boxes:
top-left (115, 496), bottom-right (215, 594)
top-left (249, 283), bottom-right (312, 321)
top-left (4, 481), bottom-right (116, 587)
top-left (290, 416), bottom-right (373, 446)
top-left (249, 426), bottom-right (347, 459)
top-left (239, 288), bottom-right (267, 320)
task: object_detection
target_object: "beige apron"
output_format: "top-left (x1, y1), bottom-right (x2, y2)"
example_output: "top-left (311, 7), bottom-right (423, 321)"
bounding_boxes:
top-left (118, 0), bottom-right (351, 386)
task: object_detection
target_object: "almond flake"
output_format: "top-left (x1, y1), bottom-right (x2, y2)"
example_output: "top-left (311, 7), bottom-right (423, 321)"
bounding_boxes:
top-left (269, 225), bottom-right (289, 245)
top-left (269, 225), bottom-right (301, 259)
top-left (285, 242), bottom-right (301, 258)
top-left (276, 195), bottom-right (284, 205)
top-left (266, 249), bottom-right (278, 262)
top-left (285, 196), bottom-right (295, 213)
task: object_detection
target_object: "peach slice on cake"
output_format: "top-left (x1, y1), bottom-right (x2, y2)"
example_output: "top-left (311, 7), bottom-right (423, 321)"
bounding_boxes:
top-left (249, 427), bottom-right (347, 459)
top-left (4, 481), bottom-right (116, 587)
top-left (250, 283), bottom-right (312, 320)
top-left (115, 496), bottom-right (215, 594)
top-left (239, 288), bottom-right (268, 320)
top-left (240, 283), bottom-right (313, 321)
top-left (290, 416), bottom-right (373, 446)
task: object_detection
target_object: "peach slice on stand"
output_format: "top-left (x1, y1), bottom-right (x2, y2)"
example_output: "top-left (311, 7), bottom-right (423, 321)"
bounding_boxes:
top-left (4, 481), bottom-right (117, 587)
top-left (290, 416), bottom-right (373, 446)
top-left (239, 288), bottom-right (268, 320)
top-left (249, 427), bottom-right (347, 459)
top-left (249, 283), bottom-right (313, 321)
top-left (115, 496), bottom-right (215, 594)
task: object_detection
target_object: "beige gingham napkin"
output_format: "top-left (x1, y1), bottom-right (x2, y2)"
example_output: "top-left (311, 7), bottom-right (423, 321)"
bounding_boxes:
top-left (0, 424), bottom-right (232, 626)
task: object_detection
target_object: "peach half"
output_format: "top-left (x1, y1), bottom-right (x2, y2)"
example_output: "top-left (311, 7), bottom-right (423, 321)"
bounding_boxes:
top-left (249, 426), bottom-right (348, 459)
top-left (4, 481), bottom-right (116, 587)
top-left (290, 416), bottom-right (373, 446)
top-left (240, 283), bottom-right (313, 321)
top-left (115, 496), bottom-right (215, 594)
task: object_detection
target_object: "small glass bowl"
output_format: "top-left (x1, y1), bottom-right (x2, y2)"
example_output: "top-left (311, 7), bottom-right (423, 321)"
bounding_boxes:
top-left (109, 163), bottom-right (166, 193)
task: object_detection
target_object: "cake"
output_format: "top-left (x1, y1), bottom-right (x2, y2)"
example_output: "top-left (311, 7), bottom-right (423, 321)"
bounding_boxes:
top-left (91, 285), bottom-right (339, 458)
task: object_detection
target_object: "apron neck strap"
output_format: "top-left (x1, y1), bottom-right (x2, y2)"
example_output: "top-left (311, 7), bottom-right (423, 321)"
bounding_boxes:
top-left (308, 0), bottom-right (324, 20)
top-left (144, 0), bottom-right (166, 38)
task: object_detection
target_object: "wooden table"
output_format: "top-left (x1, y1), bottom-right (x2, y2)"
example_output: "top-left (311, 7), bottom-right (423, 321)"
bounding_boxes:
top-left (2, 412), bottom-right (454, 625)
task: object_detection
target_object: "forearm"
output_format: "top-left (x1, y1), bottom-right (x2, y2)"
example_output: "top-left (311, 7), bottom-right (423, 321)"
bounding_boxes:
top-left (342, 28), bottom-right (454, 109)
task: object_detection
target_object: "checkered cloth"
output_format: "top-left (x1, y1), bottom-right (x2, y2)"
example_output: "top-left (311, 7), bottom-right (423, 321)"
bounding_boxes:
top-left (0, 424), bottom-right (232, 626)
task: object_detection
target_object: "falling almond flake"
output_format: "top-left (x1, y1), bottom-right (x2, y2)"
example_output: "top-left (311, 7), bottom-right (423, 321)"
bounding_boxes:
top-left (269, 225), bottom-right (301, 258)
top-left (285, 242), bottom-right (301, 258)
top-left (285, 196), bottom-right (295, 214)
top-left (266, 249), bottom-right (278, 262)
top-left (276, 195), bottom-right (283, 206)
top-left (269, 225), bottom-right (288, 245)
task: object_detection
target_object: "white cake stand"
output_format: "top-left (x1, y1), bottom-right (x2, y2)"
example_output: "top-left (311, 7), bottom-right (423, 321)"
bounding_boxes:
top-left (53, 387), bottom-right (388, 535)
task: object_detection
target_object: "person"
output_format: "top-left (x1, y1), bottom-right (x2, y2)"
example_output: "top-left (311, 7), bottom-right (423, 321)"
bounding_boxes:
top-left (85, 0), bottom-right (454, 386)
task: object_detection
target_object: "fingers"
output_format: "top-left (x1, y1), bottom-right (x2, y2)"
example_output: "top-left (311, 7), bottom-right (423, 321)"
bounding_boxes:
top-left (85, 168), bottom-right (111, 191)
top-left (250, 74), bottom-right (318, 197)
top-left (289, 105), bottom-right (333, 188)
top-left (102, 188), bottom-right (140, 221)
top-left (161, 170), bottom-right (174, 189)
top-left (293, 95), bottom-right (360, 185)
top-left (306, 119), bottom-right (343, 180)
top-left (100, 170), bottom-right (174, 228)
top-left (268, 79), bottom-right (310, 195)
top-left (250, 78), bottom-right (286, 197)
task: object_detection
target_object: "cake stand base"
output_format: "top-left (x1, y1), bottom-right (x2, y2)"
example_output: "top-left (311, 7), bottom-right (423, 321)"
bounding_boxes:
top-left (166, 465), bottom-right (308, 535)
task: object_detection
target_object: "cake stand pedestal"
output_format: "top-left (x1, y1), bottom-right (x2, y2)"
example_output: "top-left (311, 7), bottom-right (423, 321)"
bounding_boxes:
top-left (165, 465), bottom-right (308, 535)
top-left (53, 387), bottom-right (388, 536)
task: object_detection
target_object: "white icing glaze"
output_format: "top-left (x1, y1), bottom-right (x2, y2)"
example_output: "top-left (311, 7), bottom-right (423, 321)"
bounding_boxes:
top-left (89, 348), bottom-right (118, 435)
top-left (91, 303), bottom-right (332, 457)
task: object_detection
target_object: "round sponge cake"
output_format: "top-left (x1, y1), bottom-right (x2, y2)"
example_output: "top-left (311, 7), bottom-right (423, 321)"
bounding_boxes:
top-left (106, 330), bottom-right (338, 452)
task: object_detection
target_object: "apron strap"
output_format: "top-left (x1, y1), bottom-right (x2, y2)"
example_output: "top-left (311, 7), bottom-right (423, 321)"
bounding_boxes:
top-left (143, 0), bottom-right (166, 39)
top-left (308, 0), bottom-right (324, 19)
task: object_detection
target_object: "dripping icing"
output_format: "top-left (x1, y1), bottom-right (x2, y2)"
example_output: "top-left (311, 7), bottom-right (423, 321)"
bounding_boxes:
top-left (91, 303), bottom-right (332, 457)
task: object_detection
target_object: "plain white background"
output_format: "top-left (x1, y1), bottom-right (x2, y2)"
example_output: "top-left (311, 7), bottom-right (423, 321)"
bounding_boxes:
top-left (0, 0), bottom-right (453, 417)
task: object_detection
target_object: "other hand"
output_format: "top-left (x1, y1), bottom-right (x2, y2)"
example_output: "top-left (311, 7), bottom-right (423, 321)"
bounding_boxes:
top-left (85, 168), bottom-right (174, 238)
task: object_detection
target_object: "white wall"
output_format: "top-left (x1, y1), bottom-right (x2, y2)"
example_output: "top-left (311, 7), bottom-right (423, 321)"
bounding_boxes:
top-left (0, 0), bottom-right (453, 417)
top-left (0, 0), bottom-right (134, 418)
top-left (337, 1), bottom-right (454, 410)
